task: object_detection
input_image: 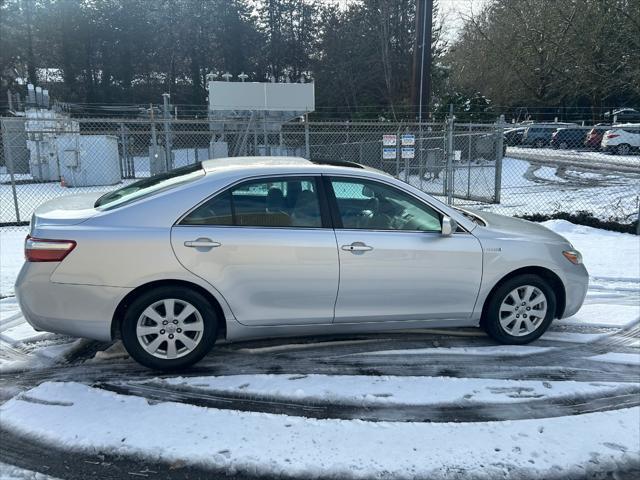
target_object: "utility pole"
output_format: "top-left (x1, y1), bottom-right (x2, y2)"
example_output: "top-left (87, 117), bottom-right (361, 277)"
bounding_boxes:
top-left (410, 0), bottom-right (434, 121)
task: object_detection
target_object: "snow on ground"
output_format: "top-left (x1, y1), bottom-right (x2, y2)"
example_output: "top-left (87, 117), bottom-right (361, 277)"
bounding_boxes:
top-left (352, 345), bottom-right (555, 357)
top-left (0, 462), bottom-right (59, 480)
top-left (0, 296), bottom-right (88, 373)
top-left (507, 146), bottom-right (640, 169)
top-left (2, 382), bottom-right (639, 479)
top-left (155, 374), bottom-right (632, 407)
top-left (0, 172), bottom-right (141, 225)
top-left (588, 352), bottom-right (640, 366)
top-left (542, 220), bottom-right (640, 284)
top-left (558, 303), bottom-right (640, 328)
top-left (451, 157), bottom-right (640, 222)
top-left (405, 156), bottom-right (639, 222)
top-left (1, 230), bottom-right (25, 297)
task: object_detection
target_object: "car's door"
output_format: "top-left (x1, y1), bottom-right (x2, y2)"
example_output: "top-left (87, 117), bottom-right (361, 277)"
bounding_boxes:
top-left (326, 176), bottom-right (483, 323)
top-left (171, 175), bottom-right (340, 326)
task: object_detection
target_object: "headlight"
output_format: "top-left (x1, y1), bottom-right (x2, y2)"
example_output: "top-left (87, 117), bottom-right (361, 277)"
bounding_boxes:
top-left (562, 249), bottom-right (583, 265)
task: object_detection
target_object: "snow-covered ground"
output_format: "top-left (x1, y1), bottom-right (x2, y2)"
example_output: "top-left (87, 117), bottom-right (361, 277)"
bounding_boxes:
top-left (407, 157), bottom-right (639, 222)
top-left (0, 462), bottom-right (59, 480)
top-left (153, 374), bottom-right (633, 406)
top-left (0, 220), bottom-right (638, 478)
top-left (2, 381), bottom-right (638, 479)
top-left (507, 146), bottom-right (640, 169)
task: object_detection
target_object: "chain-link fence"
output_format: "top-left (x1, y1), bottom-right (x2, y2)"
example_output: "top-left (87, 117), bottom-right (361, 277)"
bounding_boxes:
top-left (1, 115), bottom-right (638, 230)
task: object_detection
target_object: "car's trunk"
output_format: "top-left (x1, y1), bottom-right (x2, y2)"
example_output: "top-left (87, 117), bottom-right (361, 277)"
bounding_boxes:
top-left (31, 192), bottom-right (103, 228)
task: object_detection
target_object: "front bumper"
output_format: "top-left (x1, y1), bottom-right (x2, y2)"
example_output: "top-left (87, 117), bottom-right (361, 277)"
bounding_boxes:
top-left (15, 262), bottom-right (132, 341)
top-left (560, 263), bottom-right (589, 318)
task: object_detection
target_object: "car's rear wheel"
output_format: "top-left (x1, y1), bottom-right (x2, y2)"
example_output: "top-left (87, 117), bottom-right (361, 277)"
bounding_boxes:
top-left (121, 286), bottom-right (218, 370)
top-left (483, 274), bottom-right (556, 344)
top-left (535, 139), bottom-right (545, 148)
top-left (616, 143), bottom-right (631, 155)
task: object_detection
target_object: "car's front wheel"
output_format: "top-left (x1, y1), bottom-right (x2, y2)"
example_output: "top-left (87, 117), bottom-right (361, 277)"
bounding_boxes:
top-left (483, 274), bottom-right (556, 344)
top-left (121, 286), bottom-right (218, 370)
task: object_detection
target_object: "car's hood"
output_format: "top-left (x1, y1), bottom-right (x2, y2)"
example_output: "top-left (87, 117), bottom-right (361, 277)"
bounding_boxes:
top-left (31, 192), bottom-right (103, 228)
top-left (468, 210), bottom-right (571, 245)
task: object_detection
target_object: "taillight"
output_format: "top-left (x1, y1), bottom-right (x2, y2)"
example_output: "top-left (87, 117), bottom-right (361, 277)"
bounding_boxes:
top-left (606, 133), bottom-right (620, 139)
top-left (25, 236), bottom-right (76, 262)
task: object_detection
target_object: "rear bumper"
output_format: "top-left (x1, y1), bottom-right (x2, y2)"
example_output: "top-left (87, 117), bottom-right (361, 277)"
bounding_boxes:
top-left (15, 262), bottom-right (131, 341)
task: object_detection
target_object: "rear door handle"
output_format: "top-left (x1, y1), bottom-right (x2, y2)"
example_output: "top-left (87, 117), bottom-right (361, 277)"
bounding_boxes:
top-left (341, 242), bottom-right (373, 252)
top-left (184, 238), bottom-right (221, 248)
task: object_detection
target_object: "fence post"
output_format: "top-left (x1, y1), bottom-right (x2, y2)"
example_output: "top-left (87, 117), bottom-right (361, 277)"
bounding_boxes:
top-left (162, 93), bottom-right (172, 170)
top-left (418, 123), bottom-right (424, 190)
top-left (304, 116), bottom-right (310, 159)
top-left (494, 114), bottom-right (505, 204)
top-left (446, 104), bottom-right (454, 205)
top-left (395, 125), bottom-right (401, 177)
top-left (467, 123), bottom-right (472, 199)
top-left (2, 119), bottom-right (21, 223)
top-left (118, 122), bottom-right (127, 178)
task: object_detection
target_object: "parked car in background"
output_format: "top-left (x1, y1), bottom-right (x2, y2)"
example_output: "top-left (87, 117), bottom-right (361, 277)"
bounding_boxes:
top-left (604, 108), bottom-right (640, 124)
top-left (550, 128), bottom-right (588, 149)
top-left (15, 157), bottom-right (588, 370)
top-left (504, 127), bottom-right (526, 146)
top-left (584, 125), bottom-right (611, 149)
top-left (601, 124), bottom-right (640, 155)
top-left (521, 123), bottom-right (576, 148)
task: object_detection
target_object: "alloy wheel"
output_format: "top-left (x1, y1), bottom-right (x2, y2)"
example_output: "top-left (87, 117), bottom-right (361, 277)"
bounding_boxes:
top-left (136, 298), bottom-right (205, 359)
top-left (498, 286), bottom-right (547, 337)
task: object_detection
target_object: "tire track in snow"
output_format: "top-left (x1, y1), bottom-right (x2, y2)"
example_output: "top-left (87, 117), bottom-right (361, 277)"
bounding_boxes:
top-left (93, 380), bottom-right (640, 423)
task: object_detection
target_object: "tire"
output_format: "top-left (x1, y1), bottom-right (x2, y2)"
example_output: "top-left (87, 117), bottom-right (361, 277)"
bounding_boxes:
top-left (121, 286), bottom-right (218, 370)
top-left (559, 141), bottom-right (568, 149)
top-left (616, 144), bottom-right (631, 155)
top-left (535, 139), bottom-right (545, 148)
top-left (482, 274), bottom-right (556, 345)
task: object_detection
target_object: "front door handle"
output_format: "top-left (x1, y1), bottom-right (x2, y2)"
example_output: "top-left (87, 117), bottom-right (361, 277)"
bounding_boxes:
top-left (341, 242), bottom-right (373, 252)
top-left (184, 238), bottom-right (221, 249)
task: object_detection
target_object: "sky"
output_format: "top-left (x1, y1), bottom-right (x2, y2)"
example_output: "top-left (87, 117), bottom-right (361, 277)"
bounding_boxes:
top-left (332, 0), bottom-right (489, 41)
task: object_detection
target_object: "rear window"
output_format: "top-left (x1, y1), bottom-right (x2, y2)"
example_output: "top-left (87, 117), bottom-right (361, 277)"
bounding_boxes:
top-left (94, 162), bottom-right (204, 209)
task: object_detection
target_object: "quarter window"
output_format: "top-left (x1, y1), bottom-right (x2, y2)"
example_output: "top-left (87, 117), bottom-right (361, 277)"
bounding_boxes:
top-left (181, 177), bottom-right (322, 228)
top-left (329, 178), bottom-right (441, 232)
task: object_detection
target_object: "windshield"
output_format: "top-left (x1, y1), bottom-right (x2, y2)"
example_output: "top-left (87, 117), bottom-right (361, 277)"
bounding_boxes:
top-left (94, 163), bottom-right (204, 209)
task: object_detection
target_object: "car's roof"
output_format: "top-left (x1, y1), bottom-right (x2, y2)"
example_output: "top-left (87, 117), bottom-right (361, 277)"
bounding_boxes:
top-left (202, 156), bottom-right (312, 172)
top-left (201, 156), bottom-right (386, 176)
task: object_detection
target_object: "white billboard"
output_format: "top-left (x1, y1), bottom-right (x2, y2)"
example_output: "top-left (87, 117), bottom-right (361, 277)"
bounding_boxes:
top-left (208, 81), bottom-right (314, 112)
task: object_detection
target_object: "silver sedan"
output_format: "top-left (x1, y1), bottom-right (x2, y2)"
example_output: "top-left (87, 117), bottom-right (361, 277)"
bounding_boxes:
top-left (16, 157), bottom-right (588, 370)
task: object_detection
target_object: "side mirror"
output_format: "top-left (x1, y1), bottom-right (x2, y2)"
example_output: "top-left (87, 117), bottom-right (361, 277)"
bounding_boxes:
top-left (441, 215), bottom-right (458, 236)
